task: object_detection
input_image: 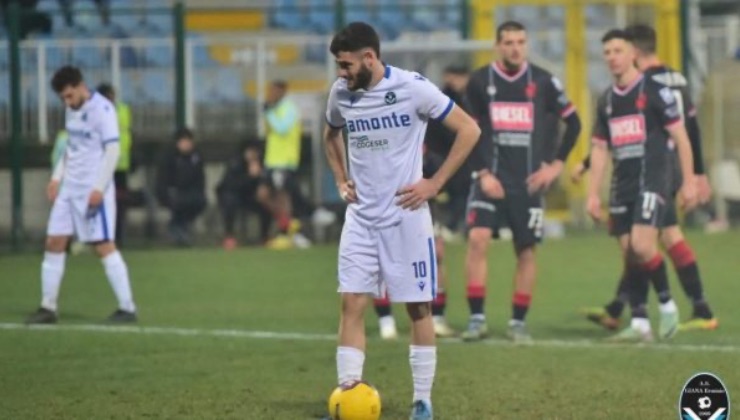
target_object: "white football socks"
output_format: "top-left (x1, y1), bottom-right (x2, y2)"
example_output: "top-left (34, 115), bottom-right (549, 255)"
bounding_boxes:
top-left (41, 252), bottom-right (66, 311)
top-left (410, 345), bottom-right (436, 403)
top-left (102, 251), bottom-right (136, 313)
top-left (336, 346), bottom-right (364, 386)
top-left (659, 299), bottom-right (678, 314)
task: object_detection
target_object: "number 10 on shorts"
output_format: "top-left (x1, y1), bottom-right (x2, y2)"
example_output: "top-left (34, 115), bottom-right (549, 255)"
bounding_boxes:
top-left (412, 261), bottom-right (427, 278)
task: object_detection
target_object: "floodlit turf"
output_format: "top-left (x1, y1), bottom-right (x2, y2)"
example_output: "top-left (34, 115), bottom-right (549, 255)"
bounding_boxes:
top-left (0, 231), bottom-right (738, 419)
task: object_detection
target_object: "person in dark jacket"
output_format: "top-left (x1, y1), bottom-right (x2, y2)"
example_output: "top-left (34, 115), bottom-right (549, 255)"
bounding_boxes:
top-left (216, 143), bottom-right (272, 249)
top-left (156, 128), bottom-right (206, 246)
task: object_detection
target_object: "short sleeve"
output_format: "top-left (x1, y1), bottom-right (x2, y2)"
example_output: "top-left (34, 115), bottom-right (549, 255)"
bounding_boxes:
top-left (650, 85), bottom-right (682, 129)
top-left (97, 101), bottom-right (120, 145)
top-left (412, 74), bottom-right (454, 122)
top-left (325, 82), bottom-right (346, 129)
top-left (591, 97), bottom-right (610, 145)
top-left (545, 75), bottom-right (576, 118)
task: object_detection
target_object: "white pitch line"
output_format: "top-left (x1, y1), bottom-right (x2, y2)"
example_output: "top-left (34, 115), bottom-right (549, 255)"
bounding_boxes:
top-left (0, 322), bottom-right (738, 354)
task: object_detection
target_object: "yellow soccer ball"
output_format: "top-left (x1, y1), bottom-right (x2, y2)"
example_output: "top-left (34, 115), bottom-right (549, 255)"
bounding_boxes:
top-left (328, 381), bottom-right (382, 420)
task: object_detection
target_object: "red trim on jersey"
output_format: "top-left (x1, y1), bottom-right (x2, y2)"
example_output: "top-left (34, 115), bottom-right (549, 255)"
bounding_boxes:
top-left (612, 74), bottom-right (644, 96)
top-left (492, 61), bottom-right (529, 82)
top-left (664, 119), bottom-right (682, 130)
top-left (560, 104), bottom-right (576, 118)
top-left (591, 135), bottom-right (607, 145)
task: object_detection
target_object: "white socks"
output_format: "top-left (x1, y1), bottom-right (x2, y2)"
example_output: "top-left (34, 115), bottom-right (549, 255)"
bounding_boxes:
top-left (102, 251), bottom-right (136, 313)
top-left (337, 346), bottom-right (365, 386)
top-left (41, 252), bottom-right (66, 311)
top-left (631, 317), bottom-right (651, 333)
top-left (659, 299), bottom-right (678, 314)
top-left (410, 345), bottom-right (436, 403)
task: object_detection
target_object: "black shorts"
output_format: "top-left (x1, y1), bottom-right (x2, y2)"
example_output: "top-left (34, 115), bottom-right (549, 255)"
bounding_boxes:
top-left (466, 182), bottom-right (543, 248)
top-left (263, 169), bottom-right (297, 192)
top-left (608, 191), bottom-right (668, 237)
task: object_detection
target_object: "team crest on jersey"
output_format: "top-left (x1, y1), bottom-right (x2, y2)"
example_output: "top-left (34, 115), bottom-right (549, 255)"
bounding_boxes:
top-left (659, 87), bottom-right (676, 104)
top-left (525, 82), bottom-right (537, 99)
top-left (490, 102), bottom-right (534, 132)
top-left (385, 91), bottom-right (397, 105)
top-left (609, 114), bottom-right (646, 146)
top-left (635, 93), bottom-right (647, 111)
top-left (81, 112), bottom-right (88, 122)
top-left (487, 84), bottom-right (496, 96)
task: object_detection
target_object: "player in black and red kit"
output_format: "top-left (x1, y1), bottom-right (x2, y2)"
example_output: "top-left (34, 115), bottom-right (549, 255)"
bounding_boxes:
top-left (462, 21), bottom-right (582, 342)
top-left (587, 29), bottom-right (698, 343)
top-left (580, 24), bottom-right (718, 333)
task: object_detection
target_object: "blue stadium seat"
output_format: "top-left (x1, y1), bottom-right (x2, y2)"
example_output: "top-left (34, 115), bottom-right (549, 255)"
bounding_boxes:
top-left (307, 0), bottom-right (335, 34)
top-left (214, 68), bottom-right (245, 102)
top-left (377, 1), bottom-right (406, 39)
top-left (142, 70), bottom-right (172, 103)
top-left (143, 44), bottom-right (174, 67)
top-left (272, 0), bottom-right (305, 30)
top-left (409, 0), bottom-right (436, 31)
top-left (191, 43), bottom-right (216, 68)
top-left (72, 45), bottom-right (107, 69)
top-left (344, 0), bottom-right (373, 26)
top-left (0, 72), bottom-right (9, 106)
top-left (119, 71), bottom-right (142, 104)
top-left (0, 46), bottom-right (7, 70)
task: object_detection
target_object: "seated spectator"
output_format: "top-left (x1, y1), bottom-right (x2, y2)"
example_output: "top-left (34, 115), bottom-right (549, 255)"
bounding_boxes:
top-left (216, 143), bottom-right (272, 250)
top-left (156, 128), bottom-right (206, 246)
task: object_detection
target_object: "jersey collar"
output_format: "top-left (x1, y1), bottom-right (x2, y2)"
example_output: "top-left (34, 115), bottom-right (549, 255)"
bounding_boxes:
top-left (492, 61), bottom-right (528, 82)
top-left (612, 73), bottom-right (644, 96)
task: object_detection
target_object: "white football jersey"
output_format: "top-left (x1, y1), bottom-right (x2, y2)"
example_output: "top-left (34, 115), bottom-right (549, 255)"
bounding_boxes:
top-left (326, 65), bottom-right (454, 228)
top-left (61, 92), bottom-right (120, 193)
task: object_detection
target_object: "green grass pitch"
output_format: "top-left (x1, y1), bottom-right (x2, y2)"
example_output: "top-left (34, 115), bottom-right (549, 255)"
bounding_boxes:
top-left (0, 231), bottom-right (738, 419)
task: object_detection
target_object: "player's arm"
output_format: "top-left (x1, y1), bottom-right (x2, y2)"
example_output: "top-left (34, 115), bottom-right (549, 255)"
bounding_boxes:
top-left (90, 105), bottom-right (121, 208)
top-left (464, 74), bottom-right (494, 176)
top-left (666, 121), bottom-right (697, 210)
top-left (527, 76), bottom-right (582, 193)
top-left (656, 86), bottom-right (697, 209)
top-left (586, 99), bottom-right (611, 222)
top-left (679, 86), bottom-right (711, 202)
top-left (47, 154), bottom-right (66, 202)
top-left (323, 85), bottom-right (355, 203)
top-left (429, 106), bottom-right (481, 190)
top-left (549, 76), bottom-right (582, 165)
top-left (586, 140), bottom-right (608, 222)
top-left (397, 76), bottom-right (480, 210)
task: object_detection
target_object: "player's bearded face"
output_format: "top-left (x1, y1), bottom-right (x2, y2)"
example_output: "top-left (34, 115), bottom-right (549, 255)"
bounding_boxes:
top-left (603, 39), bottom-right (635, 77)
top-left (497, 30), bottom-right (528, 69)
top-left (336, 51), bottom-right (373, 91)
top-left (59, 85), bottom-right (86, 110)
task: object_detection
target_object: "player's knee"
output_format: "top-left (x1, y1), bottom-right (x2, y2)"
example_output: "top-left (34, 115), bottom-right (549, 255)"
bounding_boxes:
top-left (467, 229), bottom-right (490, 257)
top-left (92, 241), bottom-right (116, 258)
top-left (45, 236), bottom-right (69, 253)
top-left (405, 302), bottom-right (431, 321)
top-left (341, 293), bottom-right (368, 319)
top-left (660, 226), bottom-right (684, 249)
top-left (516, 245), bottom-right (536, 264)
top-left (629, 237), bottom-right (657, 263)
top-left (434, 238), bottom-right (445, 262)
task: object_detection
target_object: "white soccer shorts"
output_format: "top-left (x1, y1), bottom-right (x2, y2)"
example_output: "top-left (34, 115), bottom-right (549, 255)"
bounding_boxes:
top-left (47, 186), bottom-right (116, 243)
top-left (338, 209), bottom-right (437, 303)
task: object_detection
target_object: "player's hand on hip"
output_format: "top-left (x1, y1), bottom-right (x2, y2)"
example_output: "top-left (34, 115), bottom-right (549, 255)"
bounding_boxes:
top-left (570, 162), bottom-right (586, 184)
top-left (479, 171), bottom-right (505, 199)
top-left (696, 175), bottom-right (712, 204)
top-left (47, 180), bottom-right (60, 202)
top-left (586, 194), bottom-right (602, 222)
top-left (338, 180), bottom-right (358, 204)
top-left (88, 189), bottom-right (104, 208)
top-left (396, 178), bottom-right (439, 210)
top-left (680, 179), bottom-right (698, 211)
top-left (527, 161), bottom-right (563, 195)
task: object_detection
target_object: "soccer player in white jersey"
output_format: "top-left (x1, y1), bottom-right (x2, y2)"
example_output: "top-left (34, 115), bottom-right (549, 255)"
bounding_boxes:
top-left (26, 66), bottom-right (137, 324)
top-left (324, 22), bottom-right (480, 420)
